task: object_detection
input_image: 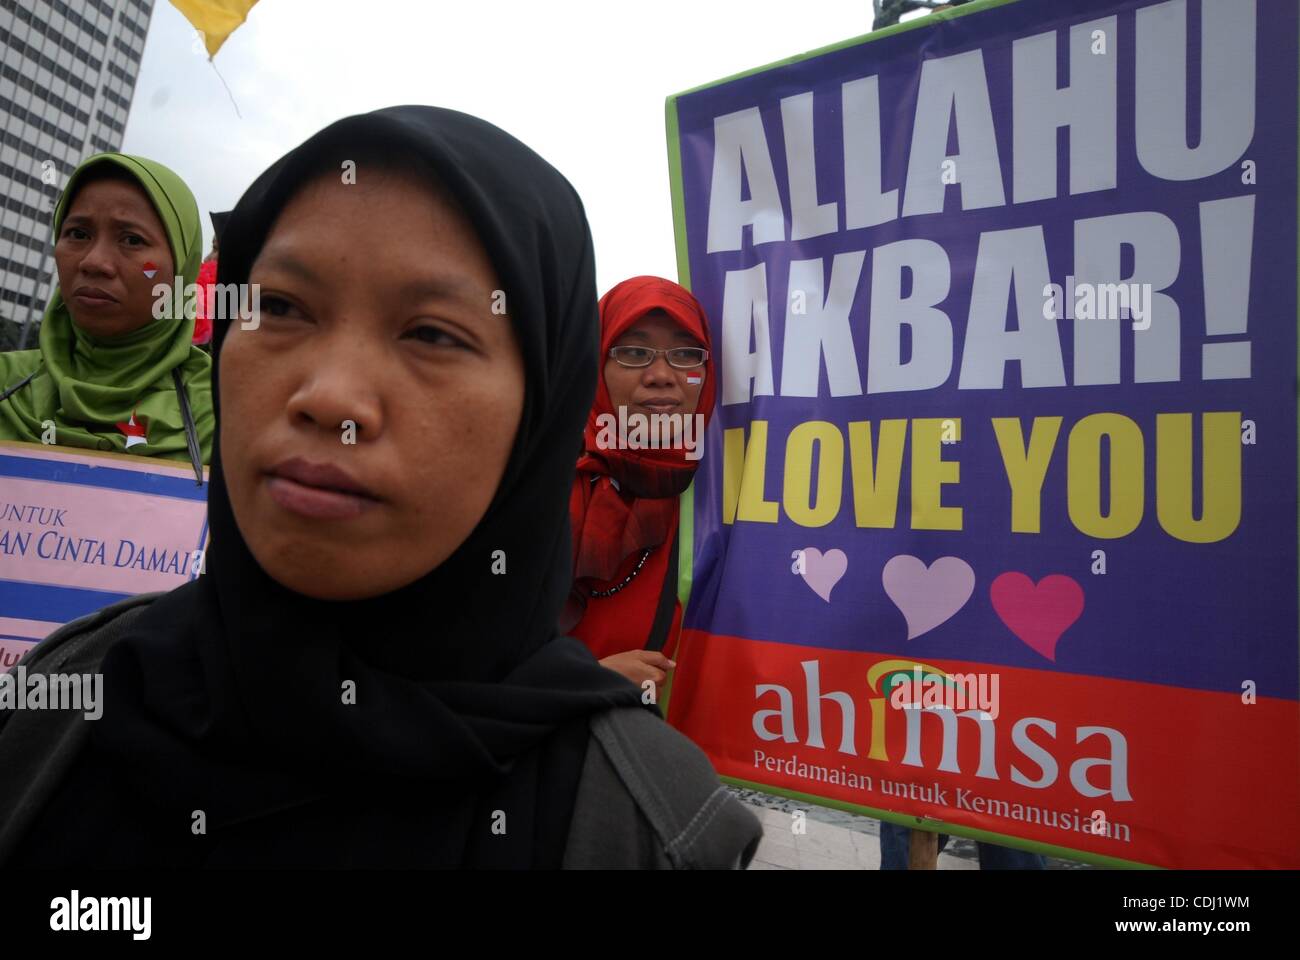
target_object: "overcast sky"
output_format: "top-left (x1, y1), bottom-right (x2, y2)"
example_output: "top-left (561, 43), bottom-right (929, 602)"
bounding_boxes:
top-left (120, 0), bottom-right (875, 293)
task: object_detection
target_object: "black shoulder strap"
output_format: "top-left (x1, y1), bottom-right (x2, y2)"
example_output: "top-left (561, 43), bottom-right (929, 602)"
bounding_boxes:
top-left (571, 707), bottom-right (763, 869)
top-left (5, 592), bottom-right (163, 678)
top-left (644, 529), bottom-right (679, 652)
top-left (171, 366), bottom-right (205, 486)
top-left (0, 366), bottom-right (41, 404)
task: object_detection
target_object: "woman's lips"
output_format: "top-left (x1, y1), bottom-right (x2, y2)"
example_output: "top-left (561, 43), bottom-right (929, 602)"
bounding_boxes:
top-left (638, 399), bottom-right (681, 412)
top-left (71, 288), bottom-right (118, 309)
top-left (264, 458), bottom-right (381, 520)
top-left (266, 475), bottom-right (378, 520)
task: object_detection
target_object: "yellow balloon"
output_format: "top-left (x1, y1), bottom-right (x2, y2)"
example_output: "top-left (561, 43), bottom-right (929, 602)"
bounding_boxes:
top-left (169, 0), bottom-right (260, 59)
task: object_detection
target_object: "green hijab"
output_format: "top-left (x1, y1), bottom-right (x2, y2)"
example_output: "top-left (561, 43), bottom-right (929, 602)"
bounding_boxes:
top-left (0, 153), bottom-right (214, 465)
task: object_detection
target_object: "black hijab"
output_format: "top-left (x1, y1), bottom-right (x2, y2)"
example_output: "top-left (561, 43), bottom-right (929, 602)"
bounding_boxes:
top-left (12, 106), bottom-right (644, 869)
top-left (209, 210), bottom-right (231, 247)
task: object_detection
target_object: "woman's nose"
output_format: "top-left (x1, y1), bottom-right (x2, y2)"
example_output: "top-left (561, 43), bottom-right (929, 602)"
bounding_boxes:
top-left (642, 355), bottom-right (676, 384)
top-left (285, 340), bottom-right (385, 441)
top-left (76, 237), bottom-right (118, 277)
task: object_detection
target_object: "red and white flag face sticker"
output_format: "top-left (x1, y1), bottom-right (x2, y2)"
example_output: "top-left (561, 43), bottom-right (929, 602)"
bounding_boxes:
top-left (141, 261), bottom-right (158, 279)
top-left (115, 410), bottom-right (148, 449)
top-left (686, 374), bottom-right (702, 385)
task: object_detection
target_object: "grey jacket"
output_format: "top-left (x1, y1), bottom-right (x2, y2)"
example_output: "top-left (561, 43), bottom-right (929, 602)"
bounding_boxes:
top-left (0, 594), bottom-right (762, 869)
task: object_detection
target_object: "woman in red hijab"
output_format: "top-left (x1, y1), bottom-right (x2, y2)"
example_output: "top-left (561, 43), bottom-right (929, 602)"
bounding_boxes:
top-left (565, 276), bottom-right (716, 695)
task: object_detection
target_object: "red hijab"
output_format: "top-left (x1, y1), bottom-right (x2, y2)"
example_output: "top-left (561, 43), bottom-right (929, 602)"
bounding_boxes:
top-left (569, 276), bottom-right (716, 592)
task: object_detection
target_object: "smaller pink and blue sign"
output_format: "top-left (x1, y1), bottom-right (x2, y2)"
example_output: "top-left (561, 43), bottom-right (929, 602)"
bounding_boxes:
top-left (0, 441), bottom-right (208, 668)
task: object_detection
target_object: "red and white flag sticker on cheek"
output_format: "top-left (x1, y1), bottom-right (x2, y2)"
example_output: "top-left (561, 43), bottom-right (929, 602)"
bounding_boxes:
top-left (142, 261), bottom-right (158, 279)
top-left (686, 374), bottom-right (703, 385)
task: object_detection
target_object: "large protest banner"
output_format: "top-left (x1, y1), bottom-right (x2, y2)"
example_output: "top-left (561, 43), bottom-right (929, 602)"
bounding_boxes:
top-left (0, 441), bottom-right (208, 668)
top-left (664, 0), bottom-right (1299, 867)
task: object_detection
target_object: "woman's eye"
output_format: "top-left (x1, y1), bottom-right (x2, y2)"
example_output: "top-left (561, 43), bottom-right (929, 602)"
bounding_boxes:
top-left (61, 227), bottom-right (88, 241)
top-left (260, 295), bottom-right (302, 319)
top-left (404, 325), bottom-right (467, 349)
top-left (122, 234), bottom-right (144, 246)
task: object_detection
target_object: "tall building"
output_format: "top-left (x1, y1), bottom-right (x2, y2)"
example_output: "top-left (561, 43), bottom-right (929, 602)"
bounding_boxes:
top-left (0, 0), bottom-right (155, 347)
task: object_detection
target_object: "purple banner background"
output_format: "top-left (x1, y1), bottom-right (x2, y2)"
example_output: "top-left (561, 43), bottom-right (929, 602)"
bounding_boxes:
top-left (675, 0), bottom-right (1299, 698)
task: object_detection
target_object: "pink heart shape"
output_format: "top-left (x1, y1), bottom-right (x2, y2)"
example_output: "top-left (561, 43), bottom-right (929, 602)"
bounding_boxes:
top-left (881, 555), bottom-right (975, 640)
top-left (989, 572), bottom-right (1084, 661)
top-left (799, 548), bottom-right (847, 602)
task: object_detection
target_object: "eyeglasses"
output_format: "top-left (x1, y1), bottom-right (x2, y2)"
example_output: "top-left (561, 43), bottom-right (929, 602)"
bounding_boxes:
top-left (608, 346), bottom-right (709, 369)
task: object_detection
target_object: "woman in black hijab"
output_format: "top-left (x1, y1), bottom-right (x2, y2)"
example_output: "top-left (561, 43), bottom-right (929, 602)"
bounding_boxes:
top-left (0, 106), bottom-right (761, 869)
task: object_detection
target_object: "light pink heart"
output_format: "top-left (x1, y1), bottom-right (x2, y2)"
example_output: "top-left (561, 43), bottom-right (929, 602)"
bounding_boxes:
top-left (881, 555), bottom-right (976, 640)
top-left (799, 548), bottom-right (847, 602)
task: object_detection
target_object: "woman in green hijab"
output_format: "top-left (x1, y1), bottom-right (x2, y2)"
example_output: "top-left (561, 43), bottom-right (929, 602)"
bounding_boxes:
top-left (0, 154), bottom-right (214, 475)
